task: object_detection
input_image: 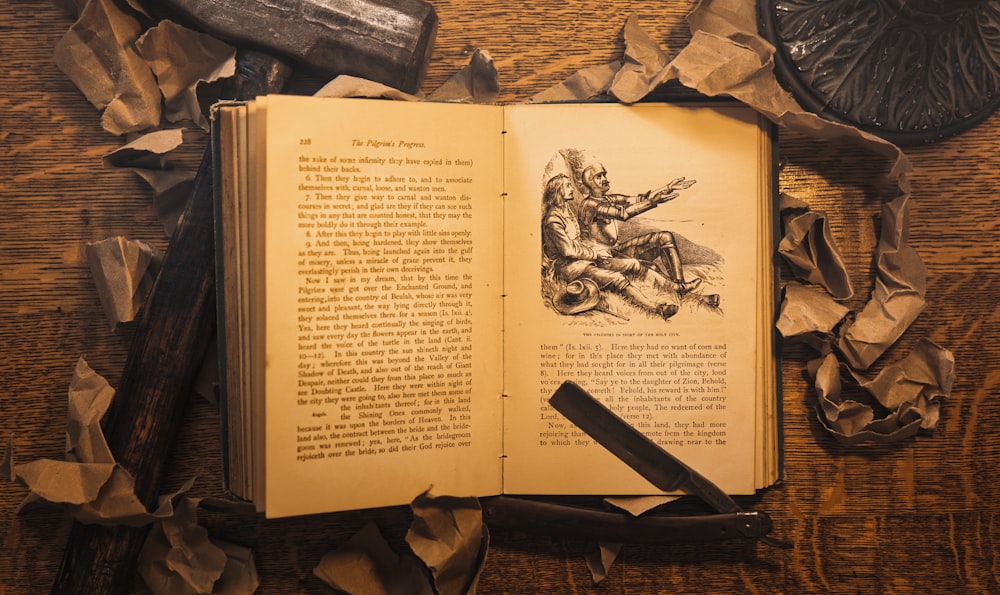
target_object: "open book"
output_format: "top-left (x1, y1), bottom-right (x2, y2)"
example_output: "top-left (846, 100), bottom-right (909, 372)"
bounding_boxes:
top-left (212, 94), bottom-right (780, 518)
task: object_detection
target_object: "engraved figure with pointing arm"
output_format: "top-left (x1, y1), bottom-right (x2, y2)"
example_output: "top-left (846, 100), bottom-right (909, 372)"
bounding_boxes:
top-left (577, 163), bottom-right (705, 298)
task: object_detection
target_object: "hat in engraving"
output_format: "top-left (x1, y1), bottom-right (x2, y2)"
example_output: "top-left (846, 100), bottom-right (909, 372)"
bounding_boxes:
top-left (553, 278), bottom-right (601, 315)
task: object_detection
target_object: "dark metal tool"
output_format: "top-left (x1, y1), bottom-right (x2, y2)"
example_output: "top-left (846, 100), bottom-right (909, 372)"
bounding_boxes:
top-left (522, 380), bottom-right (791, 547)
top-left (50, 2), bottom-right (437, 593)
top-left (482, 496), bottom-right (773, 544)
top-left (158, 0), bottom-right (438, 94)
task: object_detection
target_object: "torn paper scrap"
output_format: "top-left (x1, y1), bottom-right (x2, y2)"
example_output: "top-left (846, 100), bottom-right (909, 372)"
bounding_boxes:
top-left (144, 169), bottom-right (197, 235)
top-left (69, 464), bottom-right (156, 525)
top-left (86, 236), bottom-right (161, 329)
top-left (584, 541), bottom-right (623, 584)
top-left (811, 340), bottom-right (952, 445)
top-left (13, 459), bottom-right (115, 506)
top-left (136, 20), bottom-right (237, 130)
top-left (849, 338), bottom-right (953, 430)
top-left (777, 282), bottom-right (850, 340)
top-left (779, 199), bottom-right (854, 300)
top-left (211, 539), bottom-right (261, 595)
top-left (427, 49), bottom-right (500, 104)
top-left (103, 128), bottom-right (185, 170)
top-left (102, 129), bottom-right (197, 234)
top-left (838, 194), bottom-right (927, 371)
top-left (54, 0), bottom-right (161, 135)
top-left (137, 495), bottom-right (228, 595)
top-left (530, 61), bottom-right (622, 103)
top-left (604, 495), bottom-right (681, 516)
top-left (812, 354), bottom-right (874, 436)
top-left (814, 356), bottom-right (923, 446)
top-left (66, 465), bottom-right (193, 528)
top-left (314, 75), bottom-right (420, 101)
top-left (609, 14), bottom-right (675, 103)
top-left (68, 465), bottom-right (142, 526)
top-left (66, 356), bottom-right (116, 465)
top-left (11, 358), bottom-right (116, 506)
top-left (8, 359), bottom-right (191, 525)
top-left (314, 522), bottom-right (433, 595)
top-left (407, 491), bottom-right (488, 595)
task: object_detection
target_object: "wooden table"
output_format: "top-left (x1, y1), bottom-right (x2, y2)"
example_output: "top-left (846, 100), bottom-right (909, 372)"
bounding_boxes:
top-left (2, 1), bottom-right (998, 593)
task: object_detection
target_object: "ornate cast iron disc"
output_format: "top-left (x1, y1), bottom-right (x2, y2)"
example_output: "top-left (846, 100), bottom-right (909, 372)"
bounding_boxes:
top-left (757, 0), bottom-right (1000, 145)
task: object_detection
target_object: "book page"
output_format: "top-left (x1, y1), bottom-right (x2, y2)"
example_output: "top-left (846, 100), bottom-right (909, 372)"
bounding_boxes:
top-left (258, 96), bottom-right (504, 517)
top-left (502, 102), bottom-right (771, 496)
top-left (215, 103), bottom-right (256, 501)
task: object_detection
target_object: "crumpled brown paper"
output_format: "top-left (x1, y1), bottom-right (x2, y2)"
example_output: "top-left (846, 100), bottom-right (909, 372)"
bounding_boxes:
top-left (609, 13), bottom-right (676, 103)
top-left (584, 541), bottom-right (623, 584)
top-left (211, 538), bottom-right (261, 595)
top-left (427, 49), bottom-right (499, 104)
top-left (103, 128), bottom-right (186, 170)
top-left (850, 338), bottom-right (953, 427)
top-left (837, 193), bottom-right (927, 371)
top-left (778, 194), bottom-right (854, 300)
top-left (812, 338), bottom-right (952, 445)
top-left (530, 61), bottom-right (621, 104)
top-left (54, 0), bottom-right (161, 135)
top-left (313, 490), bottom-right (488, 595)
top-left (10, 357), bottom-right (184, 525)
top-left (137, 495), bottom-right (229, 594)
top-left (137, 495), bottom-right (260, 595)
top-left (135, 20), bottom-right (236, 130)
top-left (13, 357), bottom-right (113, 508)
top-left (406, 491), bottom-right (488, 595)
top-left (316, 50), bottom-right (501, 105)
top-left (314, 522), bottom-right (434, 595)
top-left (55, 2), bottom-right (237, 136)
top-left (65, 353), bottom-right (116, 464)
top-left (314, 75), bottom-right (420, 101)
top-left (777, 282), bottom-right (850, 344)
top-left (85, 236), bottom-right (161, 330)
top-left (102, 128), bottom-right (199, 234)
top-left (8, 358), bottom-right (258, 593)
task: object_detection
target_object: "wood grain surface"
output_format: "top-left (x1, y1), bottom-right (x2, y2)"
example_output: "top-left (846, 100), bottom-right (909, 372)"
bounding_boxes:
top-left (2, 1), bottom-right (999, 593)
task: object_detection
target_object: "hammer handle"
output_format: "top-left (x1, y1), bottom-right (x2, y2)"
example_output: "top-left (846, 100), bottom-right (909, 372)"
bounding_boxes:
top-left (50, 49), bottom-right (292, 595)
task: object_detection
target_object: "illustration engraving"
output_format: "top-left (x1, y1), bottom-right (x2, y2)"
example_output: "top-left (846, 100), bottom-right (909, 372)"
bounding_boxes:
top-left (540, 150), bottom-right (721, 323)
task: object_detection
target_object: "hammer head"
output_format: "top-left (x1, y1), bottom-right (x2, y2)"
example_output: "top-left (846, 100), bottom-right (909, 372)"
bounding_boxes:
top-left (161, 0), bottom-right (438, 93)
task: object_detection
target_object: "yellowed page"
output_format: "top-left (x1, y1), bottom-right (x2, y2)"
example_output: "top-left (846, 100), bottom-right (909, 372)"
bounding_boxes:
top-left (502, 102), bottom-right (770, 496)
top-left (215, 103), bottom-right (253, 500)
top-left (756, 127), bottom-right (780, 488)
top-left (260, 96), bottom-right (504, 517)
top-left (248, 98), bottom-right (267, 511)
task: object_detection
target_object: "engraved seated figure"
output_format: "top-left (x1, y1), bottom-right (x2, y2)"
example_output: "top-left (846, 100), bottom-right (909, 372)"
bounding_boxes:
top-left (541, 173), bottom-right (678, 319)
top-left (577, 163), bottom-right (702, 295)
